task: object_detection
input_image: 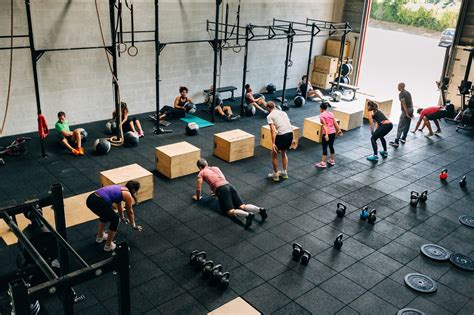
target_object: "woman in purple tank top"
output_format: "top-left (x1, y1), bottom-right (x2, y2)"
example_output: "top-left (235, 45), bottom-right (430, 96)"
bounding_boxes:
top-left (86, 180), bottom-right (142, 252)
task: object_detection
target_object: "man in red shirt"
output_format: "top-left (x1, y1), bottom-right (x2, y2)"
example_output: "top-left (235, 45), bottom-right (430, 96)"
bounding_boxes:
top-left (411, 105), bottom-right (447, 136)
top-left (192, 159), bottom-right (267, 228)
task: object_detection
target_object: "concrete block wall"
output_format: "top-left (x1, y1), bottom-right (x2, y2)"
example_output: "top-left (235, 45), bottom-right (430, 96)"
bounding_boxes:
top-left (0, 0), bottom-right (339, 136)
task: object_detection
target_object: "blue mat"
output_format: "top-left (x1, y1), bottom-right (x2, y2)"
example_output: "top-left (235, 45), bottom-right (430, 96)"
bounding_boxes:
top-left (180, 114), bottom-right (214, 128)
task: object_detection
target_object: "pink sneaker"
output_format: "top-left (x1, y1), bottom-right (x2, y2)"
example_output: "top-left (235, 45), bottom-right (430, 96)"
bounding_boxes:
top-left (138, 131), bottom-right (145, 138)
top-left (314, 161), bottom-right (327, 168)
top-left (328, 159), bottom-right (335, 166)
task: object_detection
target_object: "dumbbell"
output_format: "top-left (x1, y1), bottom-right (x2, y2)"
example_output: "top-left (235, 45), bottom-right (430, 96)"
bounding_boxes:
top-left (336, 203), bottom-right (346, 218)
top-left (359, 206), bottom-right (369, 220)
top-left (189, 250), bottom-right (208, 270)
top-left (209, 264), bottom-right (230, 290)
top-left (334, 234), bottom-right (343, 250)
top-left (367, 210), bottom-right (377, 224)
top-left (410, 191), bottom-right (419, 207)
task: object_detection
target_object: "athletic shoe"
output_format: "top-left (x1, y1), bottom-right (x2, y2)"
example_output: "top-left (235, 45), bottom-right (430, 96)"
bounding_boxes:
top-left (425, 132), bottom-right (434, 137)
top-left (328, 159), bottom-right (335, 166)
top-left (138, 131), bottom-right (145, 138)
top-left (379, 151), bottom-right (388, 158)
top-left (367, 155), bottom-right (379, 161)
top-left (96, 232), bottom-right (108, 243)
top-left (280, 170), bottom-right (288, 179)
top-left (434, 129), bottom-right (442, 134)
top-left (400, 139), bottom-right (406, 144)
top-left (104, 242), bottom-right (116, 252)
top-left (314, 161), bottom-right (327, 168)
top-left (72, 149), bottom-right (80, 156)
top-left (263, 110), bottom-right (269, 115)
top-left (245, 213), bottom-right (255, 229)
top-left (268, 172), bottom-right (280, 182)
top-left (78, 147), bottom-right (85, 155)
top-left (259, 208), bottom-right (268, 222)
top-left (389, 141), bottom-right (399, 148)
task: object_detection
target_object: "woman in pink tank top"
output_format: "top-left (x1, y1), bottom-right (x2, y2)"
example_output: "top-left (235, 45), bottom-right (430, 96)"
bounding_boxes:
top-left (315, 102), bottom-right (343, 168)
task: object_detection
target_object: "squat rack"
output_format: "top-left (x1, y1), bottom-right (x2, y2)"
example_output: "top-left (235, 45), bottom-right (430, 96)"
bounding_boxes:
top-left (0, 184), bottom-right (131, 315)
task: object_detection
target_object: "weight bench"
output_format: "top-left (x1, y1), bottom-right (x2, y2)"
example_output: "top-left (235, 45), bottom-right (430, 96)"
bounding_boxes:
top-left (330, 81), bottom-right (360, 101)
top-left (203, 86), bottom-right (238, 100)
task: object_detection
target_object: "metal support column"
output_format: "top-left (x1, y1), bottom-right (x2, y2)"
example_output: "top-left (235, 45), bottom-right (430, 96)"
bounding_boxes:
top-left (305, 23), bottom-right (316, 100)
top-left (9, 279), bottom-right (30, 315)
top-left (25, 0), bottom-right (46, 158)
top-left (116, 243), bottom-right (131, 315)
top-left (211, 0), bottom-right (222, 123)
top-left (109, 0), bottom-right (121, 141)
top-left (155, 0), bottom-right (161, 131)
top-left (280, 25), bottom-right (294, 107)
top-left (240, 25), bottom-right (250, 116)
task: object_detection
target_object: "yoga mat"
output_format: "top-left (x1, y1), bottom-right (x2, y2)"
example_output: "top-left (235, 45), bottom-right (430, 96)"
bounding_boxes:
top-left (180, 114), bottom-right (214, 128)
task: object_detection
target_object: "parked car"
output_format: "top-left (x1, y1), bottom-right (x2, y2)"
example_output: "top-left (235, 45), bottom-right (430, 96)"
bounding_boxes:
top-left (439, 28), bottom-right (455, 47)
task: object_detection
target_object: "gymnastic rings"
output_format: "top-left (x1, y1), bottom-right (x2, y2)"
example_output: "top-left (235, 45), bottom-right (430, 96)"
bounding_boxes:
top-left (127, 45), bottom-right (138, 57)
top-left (117, 43), bottom-right (127, 53)
top-left (232, 45), bottom-right (242, 53)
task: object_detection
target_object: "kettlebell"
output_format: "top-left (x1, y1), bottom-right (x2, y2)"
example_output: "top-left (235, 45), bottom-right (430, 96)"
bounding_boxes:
top-left (439, 169), bottom-right (448, 180)
top-left (217, 272), bottom-right (231, 290)
top-left (367, 210), bottom-right (377, 224)
top-left (334, 234), bottom-right (343, 250)
top-left (360, 206), bottom-right (369, 220)
top-left (292, 243), bottom-right (303, 261)
top-left (189, 250), bottom-right (207, 270)
top-left (201, 261), bottom-right (214, 279)
top-left (336, 203), bottom-right (347, 218)
top-left (209, 264), bottom-right (224, 285)
top-left (460, 175), bottom-right (467, 188)
top-left (410, 191), bottom-right (419, 207)
top-left (419, 190), bottom-right (428, 203)
top-left (300, 250), bottom-right (311, 266)
top-left (210, 265), bottom-right (230, 289)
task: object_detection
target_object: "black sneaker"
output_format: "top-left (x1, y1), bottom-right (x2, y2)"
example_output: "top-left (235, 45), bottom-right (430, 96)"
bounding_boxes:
top-left (259, 208), bottom-right (267, 222)
top-left (389, 141), bottom-right (399, 148)
top-left (245, 213), bottom-right (255, 229)
top-left (400, 139), bottom-right (406, 144)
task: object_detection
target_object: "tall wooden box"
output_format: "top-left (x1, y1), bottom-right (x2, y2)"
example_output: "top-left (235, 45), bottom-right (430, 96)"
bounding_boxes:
top-left (363, 97), bottom-right (393, 119)
top-left (155, 141), bottom-right (200, 179)
top-left (326, 39), bottom-right (350, 58)
top-left (311, 71), bottom-right (335, 89)
top-left (100, 163), bottom-right (153, 202)
top-left (209, 297), bottom-right (260, 315)
top-left (260, 125), bottom-right (299, 150)
top-left (214, 129), bottom-right (255, 162)
top-left (313, 55), bottom-right (338, 74)
top-left (303, 116), bottom-right (341, 143)
top-left (333, 106), bottom-right (364, 131)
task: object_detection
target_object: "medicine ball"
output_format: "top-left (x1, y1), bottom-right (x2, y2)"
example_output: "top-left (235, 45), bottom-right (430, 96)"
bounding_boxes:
top-left (76, 128), bottom-right (88, 142)
top-left (331, 91), bottom-right (343, 102)
top-left (294, 96), bottom-right (305, 108)
top-left (266, 83), bottom-right (277, 94)
top-left (185, 102), bottom-right (197, 114)
top-left (244, 104), bottom-right (256, 116)
top-left (254, 93), bottom-right (265, 101)
top-left (105, 120), bottom-right (117, 135)
top-left (94, 138), bottom-right (111, 155)
top-left (124, 131), bottom-right (139, 147)
top-left (186, 122), bottom-right (199, 136)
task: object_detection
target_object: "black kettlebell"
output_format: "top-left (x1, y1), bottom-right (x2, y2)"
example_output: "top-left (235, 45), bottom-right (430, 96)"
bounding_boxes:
top-left (292, 243), bottom-right (303, 261)
top-left (419, 190), bottom-right (428, 203)
top-left (210, 265), bottom-right (230, 289)
top-left (189, 250), bottom-right (207, 270)
top-left (201, 261), bottom-right (214, 279)
top-left (367, 210), bottom-right (377, 224)
top-left (336, 203), bottom-right (347, 218)
top-left (460, 175), bottom-right (467, 188)
top-left (334, 234), bottom-right (343, 250)
top-left (300, 250), bottom-right (311, 266)
top-left (217, 272), bottom-right (231, 290)
top-left (360, 206), bottom-right (369, 220)
top-left (410, 191), bottom-right (419, 207)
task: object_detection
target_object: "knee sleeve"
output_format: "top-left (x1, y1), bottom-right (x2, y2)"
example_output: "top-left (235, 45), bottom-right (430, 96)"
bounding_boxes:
top-left (109, 214), bottom-right (119, 231)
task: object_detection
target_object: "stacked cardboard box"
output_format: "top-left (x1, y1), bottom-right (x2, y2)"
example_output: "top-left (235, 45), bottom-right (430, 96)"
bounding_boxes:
top-left (311, 39), bottom-right (351, 89)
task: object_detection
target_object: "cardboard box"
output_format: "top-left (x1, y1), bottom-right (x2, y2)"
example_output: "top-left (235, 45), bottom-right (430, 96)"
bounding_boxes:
top-left (100, 164), bottom-right (153, 202)
top-left (313, 55), bottom-right (339, 74)
top-left (326, 39), bottom-right (350, 58)
top-left (311, 71), bottom-right (335, 89)
top-left (260, 125), bottom-right (299, 150)
top-left (155, 141), bottom-right (200, 179)
top-left (214, 129), bottom-right (255, 162)
top-left (363, 97), bottom-right (393, 119)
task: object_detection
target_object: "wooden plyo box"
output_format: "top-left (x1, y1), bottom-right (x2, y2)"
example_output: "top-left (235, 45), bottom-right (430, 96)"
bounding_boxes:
top-left (155, 141), bottom-right (200, 179)
top-left (303, 115), bottom-right (341, 143)
top-left (311, 71), bottom-right (336, 89)
top-left (325, 39), bottom-right (351, 58)
top-left (313, 55), bottom-right (338, 74)
top-left (363, 97), bottom-right (393, 119)
top-left (260, 125), bottom-right (299, 150)
top-left (209, 297), bottom-right (260, 315)
top-left (214, 129), bottom-right (255, 162)
top-left (100, 163), bottom-right (153, 202)
top-left (333, 105), bottom-right (364, 131)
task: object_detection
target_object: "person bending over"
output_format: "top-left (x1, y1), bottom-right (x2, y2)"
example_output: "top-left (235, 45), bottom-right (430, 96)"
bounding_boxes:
top-left (55, 111), bottom-right (85, 156)
top-left (192, 159), bottom-right (267, 229)
top-left (267, 101), bottom-right (298, 181)
top-left (245, 84), bottom-right (268, 114)
top-left (315, 101), bottom-right (342, 168)
top-left (411, 105), bottom-right (447, 136)
top-left (86, 181), bottom-right (143, 252)
top-left (297, 75), bottom-right (325, 100)
top-left (159, 86), bottom-right (192, 120)
top-left (367, 101), bottom-right (393, 161)
top-left (390, 82), bottom-right (413, 147)
top-left (205, 85), bottom-right (239, 121)
top-left (113, 102), bottom-right (145, 137)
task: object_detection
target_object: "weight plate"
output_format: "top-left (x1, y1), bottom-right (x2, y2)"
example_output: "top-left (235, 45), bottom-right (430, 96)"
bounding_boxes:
top-left (449, 253), bottom-right (474, 271)
top-left (459, 215), bottom-right (474, 228)
top-left (397, 308), bottom-right (426, 315)
top-left (420, 244), bottom-right (451, 261)
top-left (404, 273), bottom-right (437, 293)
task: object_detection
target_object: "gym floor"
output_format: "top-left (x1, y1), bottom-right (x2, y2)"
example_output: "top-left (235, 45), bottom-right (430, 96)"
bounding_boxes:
top-left (1, 89), bottom-right (474, 314)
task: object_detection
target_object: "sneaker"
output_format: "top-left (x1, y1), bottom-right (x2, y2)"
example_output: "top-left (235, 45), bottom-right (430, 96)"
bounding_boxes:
top-left (425, 132), bottom-right (434, 137)
top-left (314, 161), bottom-right (327, 168)
top-left (268, 172), bottom-right (280, 182)
top-left (78, 147), bottom-right (85, 156)
top-left (138, 131), bottom-right (145, 138)
top-left (280, 170), bottom-right (288, 179)
top-left (328, 159), bottom-right (335, 166)
top-left (104, 242), bottom-right (116, 252)
top-left (389, 141), bottom-right (399, 148)
top-left (96, 232), bottom-right (108, 243)
top-left (259, 208), bottom-right (268, 222)
top-left (72, 149), bottom-right (80, 156)
top-left (379, 151), bottom-right (388, 158)
top-left (244, 213), bottom-right (255, 229)
top-left (400, 139), bottom-right (406, 144)
top-left (367, 155), bottom-right (379, 161)
top-left (434, 129), bottom-right (442, 134)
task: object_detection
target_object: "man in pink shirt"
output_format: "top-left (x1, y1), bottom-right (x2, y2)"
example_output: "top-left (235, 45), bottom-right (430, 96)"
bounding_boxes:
top-left (192, 159), bottom-right (267, 228)
top-left (411, 105), bottom-right (447, 137)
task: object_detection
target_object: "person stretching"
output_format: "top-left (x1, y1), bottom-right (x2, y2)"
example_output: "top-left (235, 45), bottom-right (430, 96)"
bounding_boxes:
top-left (205, 85), bottom-right (239, 121)
top-left (367, 101), bottom-right (393, 161)
top-left (159, 86), bottom-right (193, 120)
top-left (55, 111), bottom-right (85, 156)
top-left (267, 101), bottom-right (298, 181)
top-left (245, 84), bottom-right (268, 114)
top-left (113, 102), bottom-right (145, 137)
top-left (411, 106), bottom-right (447, 136)
top-left (86, 181), bottom-right (143, 252)
top-left (192, 159), bottom-right (267, 229)
top-left (298, 75), bottom-right (326, 100)
top-left (315, 101), bottom-right (343, 168)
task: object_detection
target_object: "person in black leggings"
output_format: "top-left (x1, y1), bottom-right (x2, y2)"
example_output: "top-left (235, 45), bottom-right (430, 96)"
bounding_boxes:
top-left (366, 101), bottom-right (393, 161)
top-left (159, 86), bottom-right (192, 120)
top-left (315, 101), bottom-right (343, 168)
